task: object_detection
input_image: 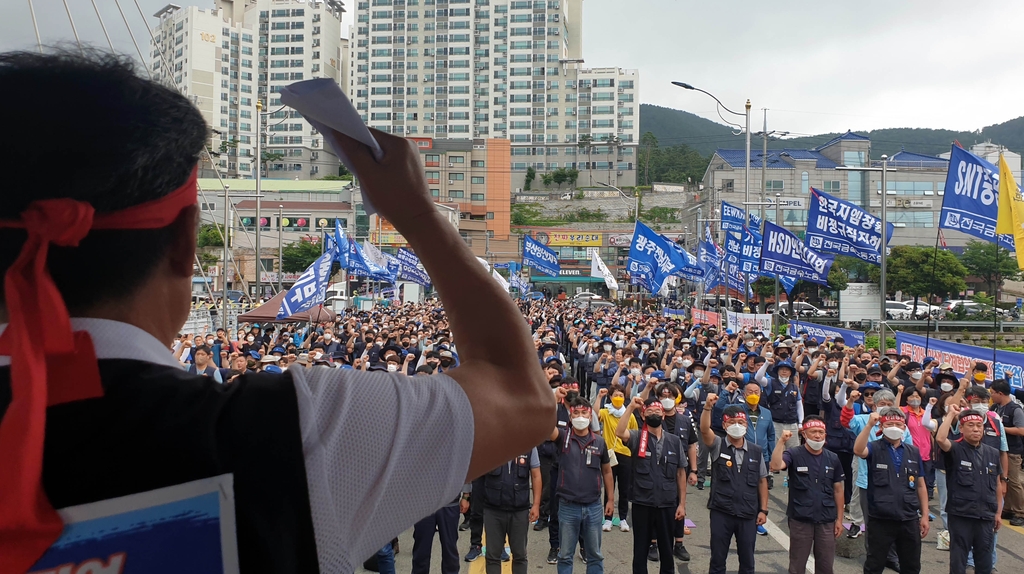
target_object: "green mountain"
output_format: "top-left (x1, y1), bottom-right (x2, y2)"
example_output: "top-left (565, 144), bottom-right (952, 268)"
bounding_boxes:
top-left (639, 103), bottom-right (1024, 158)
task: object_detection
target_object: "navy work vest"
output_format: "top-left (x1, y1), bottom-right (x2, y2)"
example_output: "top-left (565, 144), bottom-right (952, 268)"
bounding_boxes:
top-left (766, 377), bottom-right (800, 424)
top-left (707, 441), bottom-right (763, 519)
top-left (630, 431), bottom-right (682, 508)
top-left (865, 441), bottom-right (923, 522)
top-left (997, 401), bottom-right (1024, 455)
top-left (824, 399), bottom-right (854, 454)
top-left (786, 446), bottom-right (840, 524)
top-left (483, 453), bottom-right (533, 511)
top-left (944, 439), bottom-right (1001, 520)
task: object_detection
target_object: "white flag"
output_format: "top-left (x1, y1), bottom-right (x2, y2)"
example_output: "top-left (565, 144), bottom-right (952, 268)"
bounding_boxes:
top-left (492, 268), bottom-right (510, 292)
top-left (589, 251), bottom-right (619, 291)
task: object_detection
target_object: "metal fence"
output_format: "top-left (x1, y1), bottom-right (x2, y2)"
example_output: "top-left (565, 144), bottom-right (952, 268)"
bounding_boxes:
top-left (180, 307), bottom-right (249, 336)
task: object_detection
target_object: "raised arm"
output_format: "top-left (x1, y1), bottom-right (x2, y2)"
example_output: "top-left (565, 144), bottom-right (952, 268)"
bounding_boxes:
top-left (700, 393), bottom-right (719, 446)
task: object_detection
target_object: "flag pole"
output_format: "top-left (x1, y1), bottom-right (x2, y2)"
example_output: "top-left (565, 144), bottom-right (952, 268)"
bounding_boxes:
top-left (922, 226), bottom-right (943, 356)
top-left (994, 242), bottom-right (1000, 365)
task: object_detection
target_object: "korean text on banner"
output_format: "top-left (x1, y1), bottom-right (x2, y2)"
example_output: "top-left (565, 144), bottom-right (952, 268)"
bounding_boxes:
top-left (788, 320), bottom-right (866, 346)
top-left (760, 221), bottom-right (834, 286)
top-left (739, 226), bottom-right (762, 274)
top-left (627, 221), bottom-right (684, 294)
top-left (698, 239), bottom-right (721, 286)
top-left (278, 250), bottom-right (335, 319)
top-left (895, 331), bottom-right (1024, 389)
top-left (692, 309), bottom-right (722, 326)
top-left (724, 229), bottom-right (742, 266)
top-left (333, 218), bottom-right (349, 268)
top-left (805, 187), bottom-right (893, 265)
top-left (722, 201), bottom-right (747, 232)
top-left (726, 311), bottom-right (773, 335)
top-left (669, 241), bottom-right (705, 282)
top-left (939, 144), bottom-right (1008, 245)
top-left (396, 248), bottom-right (432, 288)
top-left (995, 153), bottom-right (1024, 268)
top-left (523, 235), bottom-right (560, 277)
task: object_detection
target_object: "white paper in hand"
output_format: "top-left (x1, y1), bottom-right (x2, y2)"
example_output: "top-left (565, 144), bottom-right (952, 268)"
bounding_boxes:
top-left (279, 79), bottom-right (385, 214)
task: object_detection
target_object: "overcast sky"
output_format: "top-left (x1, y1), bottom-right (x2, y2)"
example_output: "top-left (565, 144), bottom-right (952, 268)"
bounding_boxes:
top-left (4, 0), bottom-right (1022, 137)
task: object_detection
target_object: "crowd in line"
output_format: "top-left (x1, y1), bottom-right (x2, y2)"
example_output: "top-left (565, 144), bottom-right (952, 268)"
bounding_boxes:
top-left (174, 300), bottom-right (1023, 574)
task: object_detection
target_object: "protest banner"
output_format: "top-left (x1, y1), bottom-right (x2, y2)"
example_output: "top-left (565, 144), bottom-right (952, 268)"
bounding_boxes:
top-left (895, 331), bottom-right (1024, 389)
top-left (788, 320), bottom-right (866, 346)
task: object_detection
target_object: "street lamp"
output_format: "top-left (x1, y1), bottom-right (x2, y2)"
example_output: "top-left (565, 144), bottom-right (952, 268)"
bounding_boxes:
top-left (598, 181), bottom-right (638, 221)
top-left (278, 205), bottom-right (284, 293)
top-left (673, 81), bottom-right (751, 310)
top-left (836, 155), bottom-right (896, 348)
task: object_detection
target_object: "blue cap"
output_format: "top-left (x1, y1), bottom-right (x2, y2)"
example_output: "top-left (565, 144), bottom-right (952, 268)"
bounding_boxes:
top-left (923, 356), bottom-right (936, 365)
top-left (651, 370), bottom-right (665, 379)
top-left (775, 360), bottom-right (795, 372)
top-left (248, 350), bottom-right (260, 359)
top-left (263, 365), bottom-right (283, 374)
top-left (708, 369), bottom-right (721, 379)
top-left (637, 337), bottom-right (652, 346)
top-left (272, 346), bottom-right (286, 355)
top-left (582, 329), bottom-right (592, 335)
top-left (797, 328), bottom-right (809, 334)
top-left (860, 381), bottom-right (882, 392)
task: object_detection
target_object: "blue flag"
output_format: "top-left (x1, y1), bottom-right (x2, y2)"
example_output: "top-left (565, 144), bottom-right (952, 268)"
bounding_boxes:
top-left (805, 187), bottom-right (893, 265)
top-left (722, 201), bottom-right (746, 232)
top-left (396, 248), bottom-right (432, 287)
top-left (334, 218), bottom-right (349, 268)
top-left (383, 251), bottom-right (402, 283)
top-left (749, 211), bottom-right (763, 230)
top-left (780, 275), bottom-right (797, 294)
top-left (739, 226), bottom-right (761, 274)
top-left (940, 144), bottom-right (1008, 245)
top-left (347, 241), bottom-right (393, 282)
top-left (277, 250), bottom-right (335, 319)
top-left (668, 241), bottom-right (705, 282)
top-left (523, 235), bottom-right (560, 277)
top-left (628, 221), bottom-right (685, 293)
top-left (698, 239), bottom-right (721, 286)
top-left (760, 221), bottom-right (834, 286)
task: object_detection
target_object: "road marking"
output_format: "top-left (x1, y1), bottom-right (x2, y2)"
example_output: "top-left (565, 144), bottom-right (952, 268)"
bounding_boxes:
top-left (1006, 523), bottom-right (1024, 536)
top-left (761, 518), bottom-right (814, 574)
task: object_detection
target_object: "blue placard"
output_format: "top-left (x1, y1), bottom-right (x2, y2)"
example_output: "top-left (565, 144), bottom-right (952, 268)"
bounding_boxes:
top-left (278, 250), bottom-right (335, 318)
top-left (940, 145), bottom-right (1003, 244)
top-left (721, 201), bottom-right (746, 232)
top-left (698, 239), bottom-right (721, 285)
top-left (627, 221), bottom-right (685, 293)
top-left (739, 226), bottom-right (761, 274)
top-left (805, 187), bottom-right (893, 265)
top-left (760, 221), bottom-right (834, 286)
top-left (396, 248), bottom-right (432, 287)
top-left (895, 331), bottom-right (1024, 389)
top-left (788, 320), bottom-right (866, 346)
top-left (523, 235), bottom-right (560, 278)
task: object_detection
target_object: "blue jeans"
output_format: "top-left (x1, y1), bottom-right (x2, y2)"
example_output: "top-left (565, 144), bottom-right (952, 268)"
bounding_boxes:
top-left (557, 499), bottom-right (604, 574)
top-left (966, 531), bottom-right (998, 568)
top-left (376, 543), bottom-right (395, 574)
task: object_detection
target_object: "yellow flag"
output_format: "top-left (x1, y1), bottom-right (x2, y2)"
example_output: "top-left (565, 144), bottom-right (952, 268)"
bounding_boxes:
top-left (996, 153), bottom-right (1024, 269)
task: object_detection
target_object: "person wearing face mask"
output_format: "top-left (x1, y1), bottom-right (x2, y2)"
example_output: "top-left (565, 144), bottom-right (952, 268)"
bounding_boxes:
top-left (937, 404), bottom-right (1005, 574)
top-left (682, 359), bottom-right (715, 490)
top-left (740, 381), bottom-right (776, 506)
top-left (593, 338), bottom-right (618, 396)
top-left (821, 374), bottom-right (857, 529)
top-left (900, 387), bottom-right (937, 499)
top-left (700, 398), bottom-right (769, 574)
top-left (549, 394), bottom-right (614, 574)
top-left (596, 385), bottom-right (637, 533)
top-left (616, 396), bottom-right (689, 574)
top-left (770, 416), bottom-right (845, 574)
top-left (854, 408), bottom-right (929, 574)
top-left (843, 389), bottom-right (914, 569)
top-left (989, 379), bottom-right (1024, 528)
top-left (759, 359), bottom-right (802, 452)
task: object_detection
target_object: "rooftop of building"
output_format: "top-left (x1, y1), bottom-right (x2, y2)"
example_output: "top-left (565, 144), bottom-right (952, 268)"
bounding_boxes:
top-left (884, 148), bottom-right (948, 169)
top-left (812, 130), bottom-right (870, 151)
top-left (713, 148), bottom-right (839, 170)
top-left (233, 200), bottom-right (352, 211)
top-left (198, 179), bottom-right (352, 193)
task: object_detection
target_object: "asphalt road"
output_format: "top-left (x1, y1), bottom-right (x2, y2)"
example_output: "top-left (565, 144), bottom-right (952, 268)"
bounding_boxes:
top-left (377, 480), bottom-right (1024, 574)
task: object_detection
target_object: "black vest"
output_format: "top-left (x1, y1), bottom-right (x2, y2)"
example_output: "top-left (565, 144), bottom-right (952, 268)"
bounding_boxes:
top-left (630, 431), bottom-right (682, 508)
top-left (766, 377), bottom-right (800, 424)
top-left (996, 402), bottom-right (1023, 455)
top-left (865, 442), bottom-right (923, 522)
top-left (786, 447), bottom-right (840, 524)
top-left (1, 360), bottom-right (319, 574)
top-left (944, 439), bottom-right (1001, 520)
top-left (979, 411), bottom-right (1004, 452)
top-left (483, 454), bottom-right (533, 511)
top-left (707, 441), bottom-right (763, 519)
top-left (824, 398), bottom-right (854, 453)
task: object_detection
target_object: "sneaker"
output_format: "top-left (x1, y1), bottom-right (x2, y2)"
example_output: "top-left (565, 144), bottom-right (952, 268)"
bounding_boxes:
top-left (619, 519), bottom-right (630, 532)
top-left (533, 518), bottom-right (548, 531)
top-left (647, 543), bottom-right (659, 562)
top-left (847, 524), bottom-right (862, 539)
top-left (1011, 516), bottom-right (1024, 527)
top-left (937, 530), bottom-right (950, 551)
top-left (766, 475), bottom-right (774, 490)
top-left (696, 482), bottom-right (704, 491)
top-left (673, 542), bottom-right (691, 562)
top-left (547, 548), bottom-right (559, 565)
top-left (602, 519), bottom-right (613, 532)
top-left (579, 548), bottom-right (587, 564)
top-left (464, 546), bottom-right (482, 562)
top-left (756, 525), bottom-right (768, 536)
top-left (501, 549), bottom-right (510, 562)
top-left (459, 518), bottom-right (470, 532)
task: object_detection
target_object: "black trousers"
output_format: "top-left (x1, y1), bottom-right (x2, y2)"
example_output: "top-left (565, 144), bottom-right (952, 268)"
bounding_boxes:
top-left (539, 453), bottom-right (555, 519)
top-left (412, 505), bottom-right (460, 574)
top-left (469, 476), bottom-right (485, 548)
top-left (947, 514), bottom-right (995, 574)
top-left (835, 451), bottom-right (854, 506)
top-left (863, 518), bottom-right (921, 574)
top-left (631, 504), bottom-right (674, 574)
top-left (859, 487), bottom-right (899, 564)
top-left (605, 453), bottom-right (632, 521)
top-left (708, 509), bottom-right (756, 574)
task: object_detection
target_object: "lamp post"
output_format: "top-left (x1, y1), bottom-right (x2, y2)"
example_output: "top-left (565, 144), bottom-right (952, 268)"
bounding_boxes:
top-left (836, 155), bottom-right (896, 348)
top-left (598, 181), bottom-right (637, 221)
top-left (278, 205), bottom-right (284, 293)
top-left (255, 99), bottom-right (263, 301)
top-left (221, 184), bottom-right (230, 333)
top-left (672, 82), bottom-right (750, 310)
top-left (756, 109), bottom-right (790, 228)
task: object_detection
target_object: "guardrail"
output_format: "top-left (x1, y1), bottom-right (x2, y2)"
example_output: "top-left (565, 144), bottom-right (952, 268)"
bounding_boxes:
top-left (884, 320), bottom-right (1024, 333)
top-left (180, 307), bottom-right (250, 336)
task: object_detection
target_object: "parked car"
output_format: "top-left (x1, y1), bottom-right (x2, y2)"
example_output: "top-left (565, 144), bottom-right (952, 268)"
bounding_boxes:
top-left (885, 301), bottom-right (913, 320)
top-left (767, 302), bottom-right (829, 318)
top-left (573, 291), bottom-right (603, 301)
top-left (900, 300), bottom-right (944, 319)
top-left (574, 299), bottom-right (616, 310)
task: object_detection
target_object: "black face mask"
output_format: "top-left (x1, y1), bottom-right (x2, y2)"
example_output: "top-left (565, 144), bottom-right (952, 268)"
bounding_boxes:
top-left (565, 390), bottom-right (580, 402)
top-left (645, 414), bottom-right (663, 428)
top-left (440, 358), bottom-right (453, 367)
top-left (778, 352), bottom-right (790, 359)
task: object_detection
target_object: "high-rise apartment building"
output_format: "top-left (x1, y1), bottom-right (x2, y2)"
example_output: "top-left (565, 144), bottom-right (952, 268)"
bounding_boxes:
top-left (347, 0), bottom-right (639, 190)
top-left (152, 0), bottom-right (347, 180)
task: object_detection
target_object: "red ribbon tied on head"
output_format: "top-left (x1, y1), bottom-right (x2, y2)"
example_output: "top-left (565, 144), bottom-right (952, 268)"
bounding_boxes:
top-left (0, 168), bottom-right (197, 573)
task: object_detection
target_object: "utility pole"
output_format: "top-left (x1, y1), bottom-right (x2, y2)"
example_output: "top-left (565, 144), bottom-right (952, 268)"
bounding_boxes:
top-left (741, 99), bottom-right (751, 312)
top-left (773, 192), bottom-right (781, 335)
top-left (255, 98), bottom-right (263, 301)
top-left (221, 184), bottom-right (230, 333)
top-left (760, 110), bottom-right (769, 230)
top-left (278, 204), bottom-right (284, 293)
top-left (879, 154), bottom-right (890, 343)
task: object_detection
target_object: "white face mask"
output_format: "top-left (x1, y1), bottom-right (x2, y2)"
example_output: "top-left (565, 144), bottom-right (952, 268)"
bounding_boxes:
top-left (726, 424), bottom-right (747, 438)
top-left (882, 427), bottom-right (904, 441)
top-left (808, 347), bottom-right (818, 353)
top-left (630, 368), bottom-right (642, 377)
top-left (387, 364), bottom-right (398, 372)
top-left (641, 344), bottom-right (649, 350)
top-left (765, 352), bottom-right (774, 359)
top-left (247, 336), bottom-right (255, 343)
top-left (779, 375), bottom-right (790, 384)
top-left (828, 361), bottom-right (839, 370)
top-left (207, 338), bottom-right (215, 345)
top-left (972, 403), bottom-right (991, 413)
top-left (681, 359), bottom-right (693, 368)
top-left (910, 371), bottom-right (923, 380)
top-left (806, 439), bottom-right (825, 451)
top-left (324, 334), bottom-right (333, 341)
top-left (603, 345), bottom-right (613, 352)
top-left (660, 398), bottom-right (676, 410)
top-left (940, 382), bottom-right (954, 392)
top-left (693, 370), bottom-right (705, 379)
top-left (571, 416), bottom-right (591, 430)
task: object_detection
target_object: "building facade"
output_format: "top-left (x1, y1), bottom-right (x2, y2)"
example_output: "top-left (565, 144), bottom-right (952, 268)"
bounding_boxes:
top-left (347, 0), bottom-right (640, 191)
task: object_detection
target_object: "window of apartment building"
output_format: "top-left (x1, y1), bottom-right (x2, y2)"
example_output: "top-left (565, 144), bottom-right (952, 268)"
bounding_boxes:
top-left (890, 212), bottom-right (934, 228)
top-left (470, 192), bottom-right (486, 201)
top-left (430, 188), bottom-right (440, 197)
top-left (471, 160), bottom-right (485, 168)
top-left (471, 176), bottom-right (485, 185)
top-left (722, 179), bottom-right (735, 192)
top-left (449, 190), bottom-right (465, 199)
top-left (451, 173), bottom-right (465, 181)
top-left (822, 180), bottom-right (841, 193)
top-left (765, 180), bottom-right (784, 192)
top-left (801, 171), bottom-right (809, 194)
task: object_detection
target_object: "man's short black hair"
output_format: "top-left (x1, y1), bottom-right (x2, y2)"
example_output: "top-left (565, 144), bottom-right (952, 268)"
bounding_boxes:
top-left (965, 385), bottom-right (990, 401)
top-left (194, 345), bottom-right (212, 356)
top-left (0, 50), bottom-right (206, 313)
top-left (990, 379), bottom-right (1011, 396)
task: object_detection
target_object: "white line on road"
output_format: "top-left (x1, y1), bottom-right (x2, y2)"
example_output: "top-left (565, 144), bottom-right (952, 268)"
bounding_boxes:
top-left (762, 517), bottom-right (814, 574)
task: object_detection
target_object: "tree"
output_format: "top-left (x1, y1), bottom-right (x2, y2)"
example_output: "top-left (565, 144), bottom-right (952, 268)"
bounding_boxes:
top-left (641, 206), bottom-right (680, 223)
top-left (752, 277), bottom-right (776, 312)
top-left (566, 168), bottom-right (580, 188)
top-left (196, 224), bottom-right (224, 248)
top-left (640, 132), bottom-right (658, 186)
top-left (552, 168), bottom-right (568, 189)
top-left (260, 150), bottom-right (285, 177)
top-left (832, 255), bottom-right (875, 283)
top-left (541, 172), bottom-right (554, 188)
top-left (218, 137), bottom-right (238, 155)
top-left (884, 246), bottom-right (967, 314)
top-left (198, 252), bottom-right (219, 272)
top-left (961, 240), bottom-right (1022, 298)
top-left (524, 167), bottom-right (536, 191)
top-left (281, 239), bottom-right (323, 273)
top-left (319, 174), bottom-right (353, 181)
top-left (577, 135), bottom-right (594, 185)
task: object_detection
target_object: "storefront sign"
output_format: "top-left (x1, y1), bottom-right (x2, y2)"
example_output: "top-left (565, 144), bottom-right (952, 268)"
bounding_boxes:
top-left (542, 232), bottom-right (602, 246)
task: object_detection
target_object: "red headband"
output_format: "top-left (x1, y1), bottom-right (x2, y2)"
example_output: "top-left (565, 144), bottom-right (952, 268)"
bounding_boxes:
top-left (959, 413), bottom-right (984, 425)
top-left (724, 412), bottom-right (748, 422)
top-left (0, 167), bottom-right (198, 571)
top-left (802, 420), bottom-right (826, 431)
top-left (881, 414), bottom-right (906, 423)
